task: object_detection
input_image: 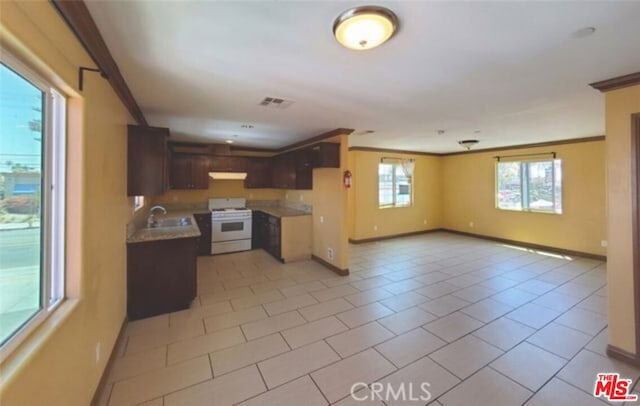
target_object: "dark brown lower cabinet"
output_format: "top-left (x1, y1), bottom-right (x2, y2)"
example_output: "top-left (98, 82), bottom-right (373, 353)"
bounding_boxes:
top-left (267, 216), bottom-right (281, 259)
top-left (127, 237), bottom-right (198, 320)
top-left (193, 213), bottom-right (212, 256)
top-left (252, 211), bottom-right (281, 260)
top-left (252, 210), bottom-right (268, 249)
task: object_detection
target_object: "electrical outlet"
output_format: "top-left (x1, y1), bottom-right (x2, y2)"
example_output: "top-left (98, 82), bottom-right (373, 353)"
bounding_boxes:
top-left (299, 195), bottom-right (303, 201)
top-left (328, 247), bottom-right (334, 261)
top-left (95, 342), bottom-right (101, 363)
top-left (373, 225), bottom-right (378, 231)
top-left (285, 193), bottom-right (289, 199)
top-left (601, 240), bottom-right (608, 247)
top-left (423, 219), bottom-right (427, 225)
top-left (469, 221), bottom-right (474, 228)
top-left (320, 215), bottom-right (324, 223)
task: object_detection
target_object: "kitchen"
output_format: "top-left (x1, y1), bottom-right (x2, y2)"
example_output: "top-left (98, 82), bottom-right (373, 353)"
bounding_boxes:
top-left (125, 126), bottom-right (348, 319)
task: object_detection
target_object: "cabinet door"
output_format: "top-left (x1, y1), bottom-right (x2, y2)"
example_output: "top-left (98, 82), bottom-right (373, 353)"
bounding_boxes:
top-left (312, 143), bottom-right (340, 168)
top-left (209, 156), bottom-right (229, 172)
top-left (227, 157), bottom-right (248, 172)
top-left (193, 213), bottom-right (212, 255)
top-left (127, 238), bottom-right (198, 320)
top-left (272, 155), bottom-right (296, 189)
top-left (245, 158), bottom-right (272, 188)
top-left (252, 211), bottom-right (266, 249)
top-left (210, 156), bottom-right (247, 172)
top-left (294, 149), bottom-right (313, 171)
top-left (127, 125), bottom-right (168, 196)
top-left (295, 169), bottom-right (312, 190)
top-left (170, 154), bottom-right (209, 189)
top-left (170, 154), bottom-right (193, 189)
top-left (192, 155), bottom-right (210, 189)
top-left (268, 216), bottom-right (281, 259)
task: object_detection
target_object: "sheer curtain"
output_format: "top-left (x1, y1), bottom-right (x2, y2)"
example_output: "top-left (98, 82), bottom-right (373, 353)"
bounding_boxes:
top-left (401, 159), bottom-right (415, 178)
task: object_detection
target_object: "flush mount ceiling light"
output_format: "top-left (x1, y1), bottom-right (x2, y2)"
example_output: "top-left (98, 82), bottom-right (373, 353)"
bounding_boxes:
top-left (333, 6), bottom-right (399, 50)
top-left (458, 139), bottom-right (479, 150)
top-left (572, 26), bottom-right (596, 39)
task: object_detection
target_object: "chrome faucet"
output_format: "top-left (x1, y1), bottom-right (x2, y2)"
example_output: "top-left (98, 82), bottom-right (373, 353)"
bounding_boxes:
top-left (147, 205), bottom-right (167, 228)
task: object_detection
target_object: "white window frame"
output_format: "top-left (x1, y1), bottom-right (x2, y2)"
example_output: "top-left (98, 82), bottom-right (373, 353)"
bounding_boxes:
top-left (133, 195), bottom-right (145, 212)
top-left (495, 159), bottom-right (562, 214)
top-left (378, 162), bottom-right (413, 208)
top-left (0, 51), bottom-right (66, 359)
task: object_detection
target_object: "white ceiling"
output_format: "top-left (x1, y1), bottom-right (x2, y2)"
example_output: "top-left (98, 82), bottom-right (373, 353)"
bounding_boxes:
top-left (85, 1), bottom-right (640, 153)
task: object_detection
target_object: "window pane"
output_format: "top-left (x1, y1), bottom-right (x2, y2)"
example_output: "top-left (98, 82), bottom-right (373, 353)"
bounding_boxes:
top-left (395, 165), bottom-right (411, 206)
top-left (496, 162), bottom-right (522, 210)
top-left (527, 161), bottom-right (554, 211)
top-left (0, 63), bottom-right (43, 345)
top-left (378, 163), bottom-right (393, 206)
top-left (554, 160), bottom-right (563, 214)
top-left (134, 195), bottom-right (145, 211)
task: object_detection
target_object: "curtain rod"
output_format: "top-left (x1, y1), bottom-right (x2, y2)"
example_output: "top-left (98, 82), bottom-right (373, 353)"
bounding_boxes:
top-left (380, 157), bottom-right (415, 162)
top-left (494, 152), bottom-right (556, 161)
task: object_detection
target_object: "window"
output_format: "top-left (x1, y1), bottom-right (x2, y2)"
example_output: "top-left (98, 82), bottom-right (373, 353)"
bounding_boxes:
top-left (378, 161), bottom-right (412, 208)
top-left (496, 159), bottom-right (562, 213)
top-left (0, 54), bottom-right (66, 351)
top-left (133, 195), bottom-right (145, 212)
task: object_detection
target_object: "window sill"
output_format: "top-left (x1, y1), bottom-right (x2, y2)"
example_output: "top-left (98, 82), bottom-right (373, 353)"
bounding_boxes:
top-left (496, 207), bottom-right (562, 215)
top-left (379, 205), bottom-right (412, 209)
top-left (0, 298), bottom-right (80, 387)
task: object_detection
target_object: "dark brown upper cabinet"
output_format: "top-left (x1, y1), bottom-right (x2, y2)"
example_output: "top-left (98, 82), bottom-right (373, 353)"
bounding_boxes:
top-left (294, 149), bottom-right (313, 171)
top-left (271, 154), bottom-right (296, 189)
top-left (311, 143), bottom-right (340, 168)
top-left (245, 157), bottom-right (272, 188)
top-left (161, 140), bottom-right (339, 191)
top-left (170, 142), bottom-right (231, 156)
top-left (209, 156), bottom-right (248, 172)
top-left (169, 154), bottom-right (210, 189)
top-left (127, 125), bottom-right (169, 196)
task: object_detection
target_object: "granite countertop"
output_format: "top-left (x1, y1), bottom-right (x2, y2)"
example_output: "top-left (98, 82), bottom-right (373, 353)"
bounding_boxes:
top-left (252, 207), bottom-right (311, 218)
top-left (127, 212), bottom-right (201, 243)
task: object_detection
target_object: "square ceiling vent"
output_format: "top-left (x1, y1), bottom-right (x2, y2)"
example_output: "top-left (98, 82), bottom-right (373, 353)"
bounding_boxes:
top-left (259, 96), bottom-right (294, 109)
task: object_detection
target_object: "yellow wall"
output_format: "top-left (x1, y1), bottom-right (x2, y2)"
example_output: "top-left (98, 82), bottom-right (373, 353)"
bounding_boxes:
top-left (284, 189), bottom-right (313, 207)
top-left (312, 135), bottom-right (350, 271)
top-left (441, 140), bottom-right (606, 256)
top-left (151, 179), bottom-right (282, 205)
top-left (347, 152), bottom-right (356, 239)
top-left (1, 1), bottom-right (133, 405)
top-left (349, 151), bottom-right (443, 241)
top-left (150, 180), bottom-right (314, 209)
top-left (604, 85), bottom-right (640, 354)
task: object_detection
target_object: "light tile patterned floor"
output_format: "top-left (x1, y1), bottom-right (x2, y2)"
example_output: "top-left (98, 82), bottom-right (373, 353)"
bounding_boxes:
top-left (96, 232), bottom-right (640, 405)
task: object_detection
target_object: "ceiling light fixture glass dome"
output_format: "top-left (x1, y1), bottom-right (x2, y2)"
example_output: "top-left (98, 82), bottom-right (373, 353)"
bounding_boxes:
top-left (333, 6), bottom-right (399, 50)
top-left (458, 139), bottom-right (479, 150)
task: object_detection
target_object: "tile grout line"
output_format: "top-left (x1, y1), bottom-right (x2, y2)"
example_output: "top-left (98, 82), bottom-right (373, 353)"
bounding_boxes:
top-left (308, 374), bottom-right (332, 405)
top-left (111, 239), bottom-right (609, 404)
top-left (519, 324), bottom-right (615, 403)
top-left (254, 362), bottom-right (270, 398)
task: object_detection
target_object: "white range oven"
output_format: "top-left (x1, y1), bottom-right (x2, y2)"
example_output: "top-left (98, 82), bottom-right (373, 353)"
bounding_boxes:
top-left (209, 198), bottom-right (252, 255)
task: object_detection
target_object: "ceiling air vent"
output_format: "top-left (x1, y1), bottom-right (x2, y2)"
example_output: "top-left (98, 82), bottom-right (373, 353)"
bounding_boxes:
top-left (259, 96), bottom-right (294, 109)
top-left (353, 130), bottom-right (375, 135)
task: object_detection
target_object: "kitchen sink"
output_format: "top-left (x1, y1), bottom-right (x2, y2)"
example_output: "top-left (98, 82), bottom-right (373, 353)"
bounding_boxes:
top-left (148, 217), bottom-right (192, 228)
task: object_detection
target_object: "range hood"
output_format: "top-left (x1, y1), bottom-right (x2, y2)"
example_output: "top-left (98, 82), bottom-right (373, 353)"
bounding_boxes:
top-left (208, 172), bottom-right (247, 180)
